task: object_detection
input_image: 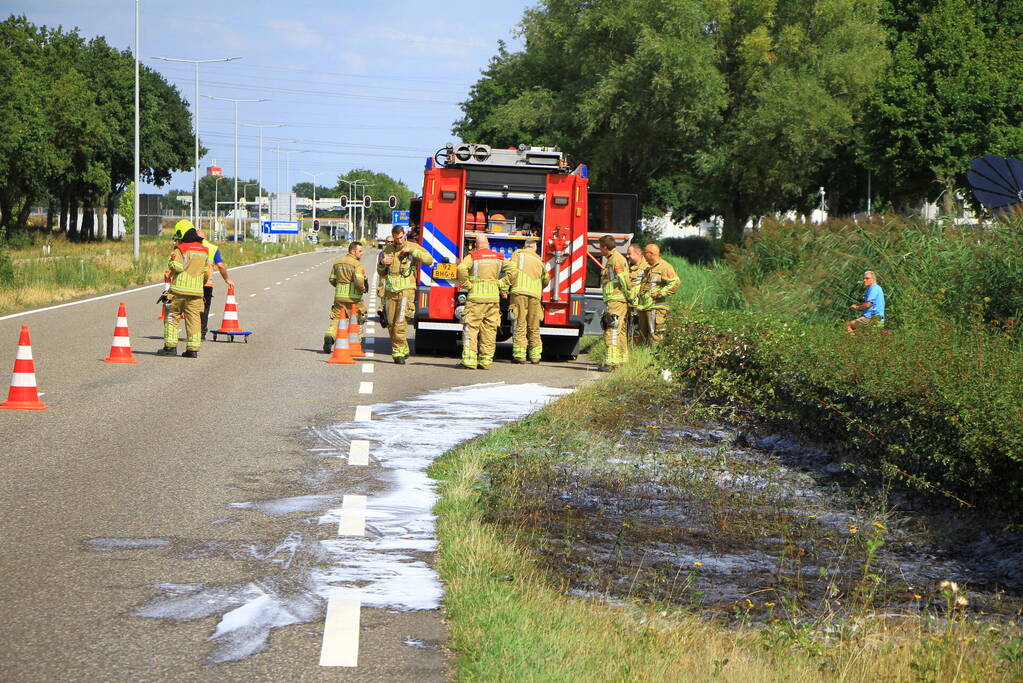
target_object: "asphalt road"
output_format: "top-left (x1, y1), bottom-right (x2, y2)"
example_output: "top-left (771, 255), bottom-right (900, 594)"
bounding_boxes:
top-left (0, 247), bottom-right (594, 681)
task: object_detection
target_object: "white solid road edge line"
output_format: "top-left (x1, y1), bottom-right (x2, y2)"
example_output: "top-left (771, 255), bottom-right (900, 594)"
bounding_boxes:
top-left (338, 494), bottom-right (367, 536)
top-left (319, 589), bottom-right (361, 667)
top-left (0, 250), bottom-right (315, 322)
top-left (347, 440), bottom-right (369, 466)
top-left (354, 405), bottom-right (372, 421)
top-left (358, 381), bottom-right (373, 394)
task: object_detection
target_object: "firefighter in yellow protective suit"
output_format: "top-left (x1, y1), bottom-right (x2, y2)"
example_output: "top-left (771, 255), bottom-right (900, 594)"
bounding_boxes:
top-left (157, 220), bottom-right (208, 358)
top-left (324, 240), bottom-right (367, 353)
top-left (636, 243), bottom-right (680, 345)
top-left (377, 225), bottom-right (433, 364)
top-left (457, 234), bottom-right (507, 369)
top-left (503, 239), bottom-right (549, 364)
top-left (626, 243), bottom-right (648, 345)
top-left (597, 234), bottom-right (633, 371)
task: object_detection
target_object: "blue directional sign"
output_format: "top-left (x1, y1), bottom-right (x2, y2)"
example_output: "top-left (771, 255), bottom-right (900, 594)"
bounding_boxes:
top-left (392, 210), bottom-right (410, 226)
top-left (262, 220), bottom-right (300, 235)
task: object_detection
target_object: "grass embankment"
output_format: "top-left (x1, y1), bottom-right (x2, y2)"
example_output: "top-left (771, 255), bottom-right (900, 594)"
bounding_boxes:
top-left (0, 234), bottom-right (315, 314)
top-left (430, 355), bottom-right (1021, 681)
top-left (656, 217), bottom-right (1023, 515)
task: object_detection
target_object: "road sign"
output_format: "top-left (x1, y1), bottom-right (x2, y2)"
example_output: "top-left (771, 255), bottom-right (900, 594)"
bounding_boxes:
top-left (392, 210), bottom-right (410, 226)
top-left (262, 220), bottom-right (300, 235)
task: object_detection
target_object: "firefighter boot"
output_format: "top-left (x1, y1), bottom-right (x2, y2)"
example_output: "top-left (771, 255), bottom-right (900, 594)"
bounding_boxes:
top-left (323, 335), bottom-right (334, 354)
top-left (156, 346), bottom-right (177, 357)
top-left (182, 349), bottom-right (198, 359)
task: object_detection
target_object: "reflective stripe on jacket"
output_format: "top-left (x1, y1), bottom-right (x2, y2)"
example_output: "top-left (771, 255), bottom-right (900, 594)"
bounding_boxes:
top-left (201, 239), bottom-right (220, 287)
top-left (330, 254), bottom-right (367, 301)
top-left (601, 250), bottom-right (631, 302)
top-left (637, 260), bottom-right (680, 310)
top-left (457, 248), bottom-right (506, 302)
top-left (504, 247), bottom-right (549, 298)
top-left (169, 242), bottom-right (209, 296)
top-left (377, 242), bottom-right (434, 292)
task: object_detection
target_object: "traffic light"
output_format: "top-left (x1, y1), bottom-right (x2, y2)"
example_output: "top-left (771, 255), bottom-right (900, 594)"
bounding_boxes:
top-left (388, 195), bottom-right (397, 209)
top-left (312, 219), bottom-right (320, 232)
top-left (339, 195), bottom-right (348, 209)
top-left (363, 195), bottom-right (372, 209)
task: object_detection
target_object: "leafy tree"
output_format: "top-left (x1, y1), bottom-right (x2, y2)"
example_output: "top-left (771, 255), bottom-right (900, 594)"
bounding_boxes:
top-left (0, 15), bottom-right (195, 243)
top-left (119, 181), bottom-right (135, 234)
top-left (456, 0), bottom-right (888, 243)
top-left (335, 169), bottom-right (414, 225)
top-left (864, 0), bottom-right (1023, 214)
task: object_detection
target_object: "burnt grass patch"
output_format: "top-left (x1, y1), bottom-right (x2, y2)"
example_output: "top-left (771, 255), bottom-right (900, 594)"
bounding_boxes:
top-left (480, 389), bottom-right (1023, 626)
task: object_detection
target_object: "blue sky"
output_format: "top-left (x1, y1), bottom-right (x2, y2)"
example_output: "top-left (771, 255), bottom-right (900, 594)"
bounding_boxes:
top-left (8, 1), bottom-right (533, 195)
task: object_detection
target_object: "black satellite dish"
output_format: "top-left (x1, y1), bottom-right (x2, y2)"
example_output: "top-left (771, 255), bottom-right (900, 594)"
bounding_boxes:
top-left (966, 154), bottom-right (1023, 215)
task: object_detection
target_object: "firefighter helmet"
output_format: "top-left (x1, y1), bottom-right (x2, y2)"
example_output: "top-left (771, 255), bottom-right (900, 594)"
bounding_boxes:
top-left (173, 219), bottom-right (195, 241)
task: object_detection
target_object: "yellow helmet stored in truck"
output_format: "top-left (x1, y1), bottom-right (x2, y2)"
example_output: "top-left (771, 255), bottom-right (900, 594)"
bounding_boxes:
top-left (173, 219), bottom-right (194, 241)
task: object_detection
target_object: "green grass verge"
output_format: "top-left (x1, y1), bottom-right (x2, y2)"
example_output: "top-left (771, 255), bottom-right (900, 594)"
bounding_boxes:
top-left (0, 234), bottom-right (316, 314)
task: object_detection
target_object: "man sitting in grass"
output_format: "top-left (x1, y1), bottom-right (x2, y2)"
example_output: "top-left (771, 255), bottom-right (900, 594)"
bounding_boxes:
top-left (846, 270), bottom-right (885, 334)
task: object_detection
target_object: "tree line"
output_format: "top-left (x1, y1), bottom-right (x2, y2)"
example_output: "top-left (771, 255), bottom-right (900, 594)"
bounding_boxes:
top-left (454, 0), bottom-right (1023, 243)
top-left (0, 15), bottom-right (194, 242)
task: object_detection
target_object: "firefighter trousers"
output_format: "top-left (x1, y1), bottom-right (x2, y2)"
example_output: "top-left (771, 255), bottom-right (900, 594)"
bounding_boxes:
top-left (637, 308), bottom-right (668, 345)
top-left (385, 289), bottom-right (413, 359)
top-left (509, 294), bottom-right (542, 361)
top-left (201, 286), bottom-right (214, 337)
top-left (462, 301), bottom-right (500, 368)
top-left (603, 299), bottom-right (629, 366)
top-left (164, 293), bottom-right (204, 351)
top-left (325, 299), bottom-right (357, 339)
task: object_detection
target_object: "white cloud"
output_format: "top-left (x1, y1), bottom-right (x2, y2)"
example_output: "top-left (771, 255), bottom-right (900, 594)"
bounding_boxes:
top-left (340, 51), bottom-right (368, 74)
top-left (267, 19), bottom-right (326, 50)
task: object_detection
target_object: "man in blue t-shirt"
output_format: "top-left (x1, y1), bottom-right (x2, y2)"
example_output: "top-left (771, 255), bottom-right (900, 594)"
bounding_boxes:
top-left (846, 270), bottom-right (885, 334)
top-left (195, 225), bottom-right (235, 339)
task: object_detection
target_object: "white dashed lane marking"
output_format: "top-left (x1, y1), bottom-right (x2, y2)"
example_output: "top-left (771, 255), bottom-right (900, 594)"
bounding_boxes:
top-left (338, 494), bottom-right (367, 536)
top-left (358, 381), bottom-right (373, 394)
top-left (276, 281), bottom-right (281, 285)
top-left (320, 591), bottom-right (360, 667)
top-left (354, 405), bottom-right (372, 421)
top-left (347, 440), bottom-right (369, 466)
top-left (362, 363), bottom-right (373, 374)
top-left (364, 351), bottom-right (375, 358)
top-left (249, 293), bottom-right (256, 297)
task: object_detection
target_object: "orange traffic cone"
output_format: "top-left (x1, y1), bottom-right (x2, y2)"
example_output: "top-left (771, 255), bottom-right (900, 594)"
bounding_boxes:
top-left (104, 302), bottom-right (138, 364)
top-left (214, 285), bottom-right (248, 334)
top-left (1, 325), bottom-right (47, 410)
top-left (326, 314), bottom-right (355, 364)
top-left (348, 305), bottom-right (365, 358)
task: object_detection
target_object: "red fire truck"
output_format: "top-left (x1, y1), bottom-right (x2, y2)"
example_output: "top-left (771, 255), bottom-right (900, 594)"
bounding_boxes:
top-left (408, 143), bottom-right (637, 360)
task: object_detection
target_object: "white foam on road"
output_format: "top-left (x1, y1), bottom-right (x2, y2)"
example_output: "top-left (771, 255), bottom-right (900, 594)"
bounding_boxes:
top-left (316, 382), bottom-right (571, 611)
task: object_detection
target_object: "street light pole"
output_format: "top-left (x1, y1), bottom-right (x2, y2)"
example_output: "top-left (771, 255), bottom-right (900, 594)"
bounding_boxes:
top-left (282, 150), bottom-right (306, 222)
top-left (133, 0), bottom-right (140, 259)
top-left (214, 174), bottom-right (227, 238)
top-left (204, 95), bottom-right (268, 242)
top-left (240, 123), bottom-right (285, 232)
top-left (303, 171), bottom-right (325, 226)
top-left (151, 55), bottom-right (240, 227)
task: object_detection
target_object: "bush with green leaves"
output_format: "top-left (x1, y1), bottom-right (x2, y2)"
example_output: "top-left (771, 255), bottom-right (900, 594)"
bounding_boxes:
top-left (656, 216), bottom-right (1023, 515)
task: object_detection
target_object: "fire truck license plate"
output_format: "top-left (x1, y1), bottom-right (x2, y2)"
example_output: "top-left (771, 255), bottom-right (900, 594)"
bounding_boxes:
top-left (433, 263), bottom-right (457, 279)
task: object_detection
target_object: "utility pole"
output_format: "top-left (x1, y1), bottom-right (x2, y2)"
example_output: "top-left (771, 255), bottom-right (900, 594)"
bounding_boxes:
top-left (303, 171), bottom-right (325, 227)
top-left (151, 55), bottom-right (240, 227)
top-left (240, 123), bottom-right (285, 233)
top-left (133, 0), bottom-right (140, 259)
top-left (204, 95), bottom-right (268, 242)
